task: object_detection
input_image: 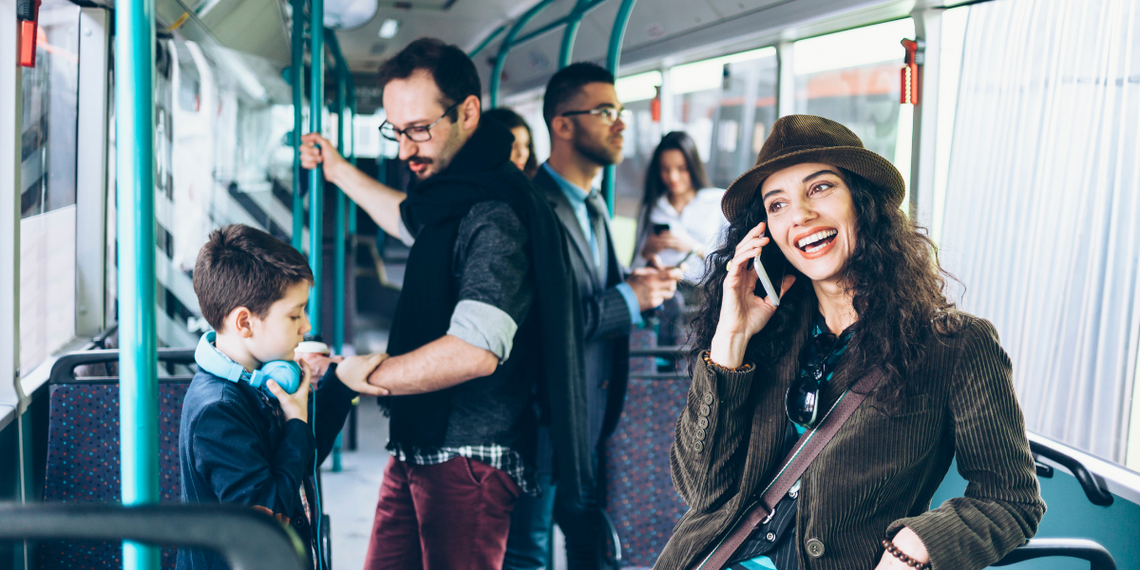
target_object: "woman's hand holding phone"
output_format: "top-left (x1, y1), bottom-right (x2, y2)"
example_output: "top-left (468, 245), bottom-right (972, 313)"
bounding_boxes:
top-left (710, 221), bottom-right (796, 368)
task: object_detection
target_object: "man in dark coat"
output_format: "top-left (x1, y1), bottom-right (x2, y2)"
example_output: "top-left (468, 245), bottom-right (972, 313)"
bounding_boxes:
top-left (301, 38), bottom-right (573, 570)
top-left (503, 62), bottom-right (683, 570)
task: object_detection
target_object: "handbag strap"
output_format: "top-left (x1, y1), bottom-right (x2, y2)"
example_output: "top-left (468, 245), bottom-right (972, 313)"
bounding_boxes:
top-left (692, 369), bottom-right (885, 570)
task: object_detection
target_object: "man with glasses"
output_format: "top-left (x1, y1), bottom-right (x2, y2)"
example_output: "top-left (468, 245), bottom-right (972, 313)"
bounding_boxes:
top-left (503, 62), bottom-right (683, 570)
top-left (299, 38), bottom-right (570, 570)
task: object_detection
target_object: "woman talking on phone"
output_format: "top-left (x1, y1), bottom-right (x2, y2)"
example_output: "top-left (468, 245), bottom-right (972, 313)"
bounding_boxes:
top-left (654, 115), bottom-right (1044, 570)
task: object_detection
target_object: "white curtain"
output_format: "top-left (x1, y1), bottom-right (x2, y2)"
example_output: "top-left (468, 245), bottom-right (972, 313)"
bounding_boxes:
top-left (938, 0), bottom-right (1140, 463)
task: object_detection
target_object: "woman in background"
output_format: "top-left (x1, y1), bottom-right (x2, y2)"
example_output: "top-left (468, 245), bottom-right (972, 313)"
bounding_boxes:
top-left (634, 131), bottom-right (728, 346)
top-left (484, 107), bottom-right (539, 178)
top-left (634, 131), bottom-right (727, 283)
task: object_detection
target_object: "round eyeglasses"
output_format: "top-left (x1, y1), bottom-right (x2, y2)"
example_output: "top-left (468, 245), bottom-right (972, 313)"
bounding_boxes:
top-left (559, 106), bottom-right (631, 124)
top-left (379, 101), bottom-right (460, 142)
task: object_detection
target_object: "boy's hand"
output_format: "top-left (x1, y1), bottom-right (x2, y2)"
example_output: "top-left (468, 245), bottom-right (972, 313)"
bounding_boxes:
top-left (268, 360), bottom-right (312, 423)
top-left (298, 352), bottom-right (343, 381)
top-left (336, 353), bottom-right (390, 396)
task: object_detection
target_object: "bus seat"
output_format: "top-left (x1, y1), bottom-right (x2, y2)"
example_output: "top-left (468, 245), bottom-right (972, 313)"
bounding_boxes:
top-left (629, 328), bottom-right (657, 375)
top-left (605, 336), bottom-right (688, 569)
top-left (37, 382), bottom-right (189, 569)
top-left (36, 349), bottom-right (194, 570)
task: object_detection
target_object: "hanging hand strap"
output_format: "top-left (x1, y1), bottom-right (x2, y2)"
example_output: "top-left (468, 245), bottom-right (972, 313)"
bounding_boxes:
top-left (692, 369), bottom-right (886, 570)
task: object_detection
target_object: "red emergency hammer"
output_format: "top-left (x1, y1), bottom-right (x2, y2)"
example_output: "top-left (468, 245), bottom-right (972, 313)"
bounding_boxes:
top-left (18, 0), bottom-right (43, 67)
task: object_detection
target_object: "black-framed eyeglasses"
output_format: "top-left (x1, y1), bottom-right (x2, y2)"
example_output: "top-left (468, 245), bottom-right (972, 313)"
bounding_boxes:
top-left (379, 101), bottom-right (460, 142)
top-left (559, 106), bottom-right (631, 124)
top-left (785, 332), bottom-right (839, 430)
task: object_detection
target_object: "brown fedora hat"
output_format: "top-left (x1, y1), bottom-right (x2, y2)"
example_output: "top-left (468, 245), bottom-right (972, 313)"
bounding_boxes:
top-left (721, 114), bottom-right (906, 222)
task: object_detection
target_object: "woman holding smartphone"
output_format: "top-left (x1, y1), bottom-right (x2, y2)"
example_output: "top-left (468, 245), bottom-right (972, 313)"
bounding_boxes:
top-left (633, 131), bottom-right (728, 282)
top-left (655, 115), bottom-right (1043, 570)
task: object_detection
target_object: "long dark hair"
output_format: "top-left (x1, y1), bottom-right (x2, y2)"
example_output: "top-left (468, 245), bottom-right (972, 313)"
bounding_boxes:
top-left (689, 168), bottom-right (964, 399)
top-left (482, 107), bottom-right (538, 178)
top-left (637, 131), bottom-right (712, 236)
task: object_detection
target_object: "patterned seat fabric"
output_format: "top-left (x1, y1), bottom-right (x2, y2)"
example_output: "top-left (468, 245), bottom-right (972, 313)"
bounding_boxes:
top-left (628, 327), bottom-right (657, 375)
top-left (37, 382), bottom-right (190, 570)
top-left (605, 345), bottom-right (689, 569)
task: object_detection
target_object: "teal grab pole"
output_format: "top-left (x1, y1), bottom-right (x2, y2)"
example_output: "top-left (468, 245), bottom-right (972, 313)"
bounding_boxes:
top-left (333, 36), bottom-right (347, 473)
top-left (347, 74), bottom-right (358, 236)
top-left (508, 0), bottom-right (608, 50)
top-left (601, 0), bottom-right (637, 216)
top-left (308, 0), bottom-right (325, 338)
top-left (490, 0), bottom-right (557, 108)
top-left (327, 29), bottom-right (347, 356)
top-left (558, 0), bottom-right (590, 68)
top-left (290, 0), bottom-right (304, 251)
top-left (115, 0), bottom-right (159, 566)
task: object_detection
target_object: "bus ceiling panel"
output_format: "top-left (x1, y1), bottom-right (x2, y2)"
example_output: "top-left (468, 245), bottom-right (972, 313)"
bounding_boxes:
top-left (616, 0), bottom-right (918, 72)
top-left (146, 0), bottom-right (290, 65)
top-left (331, 0), bottom-right (546, 73)
top-left (584, 0), bottom-right (721, 56)
top-left (484, 0), bottom-right (725, 99)
top-left (504, 0), bottom-right (580, 44)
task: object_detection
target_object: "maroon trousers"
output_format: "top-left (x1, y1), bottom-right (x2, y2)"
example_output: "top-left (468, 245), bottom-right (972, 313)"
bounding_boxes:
top-left (364, 456), bottom-right (521, 570)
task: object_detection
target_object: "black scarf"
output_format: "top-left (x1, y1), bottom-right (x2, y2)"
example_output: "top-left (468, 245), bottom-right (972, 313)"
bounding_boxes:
top-left (385, 121), bottom-right (591, 510)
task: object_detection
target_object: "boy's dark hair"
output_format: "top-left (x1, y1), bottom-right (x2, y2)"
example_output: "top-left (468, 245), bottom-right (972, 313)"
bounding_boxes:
top-left (377, 37), bottom-right (480, 120)
top-left (542, 62), bottom-right (615, 129)
top-left (193, 224), bottom-right (314, 331)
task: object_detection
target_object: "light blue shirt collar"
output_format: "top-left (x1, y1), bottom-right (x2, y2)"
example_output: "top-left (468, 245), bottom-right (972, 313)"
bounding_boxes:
top-left (542, 162), bottom-right (597, 204)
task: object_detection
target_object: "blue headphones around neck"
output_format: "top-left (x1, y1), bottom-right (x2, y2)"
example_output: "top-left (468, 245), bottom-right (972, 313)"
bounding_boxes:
top-left (194, 331), bottom-right (302, 397)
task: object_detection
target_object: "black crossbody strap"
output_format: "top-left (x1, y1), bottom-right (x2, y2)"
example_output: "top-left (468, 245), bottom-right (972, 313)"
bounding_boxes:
top-left (691, 369), bottom-right (886, 570)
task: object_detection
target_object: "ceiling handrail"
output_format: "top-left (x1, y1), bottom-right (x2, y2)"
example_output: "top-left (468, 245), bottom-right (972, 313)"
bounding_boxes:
top-left (489, 0), bottom-right (559, 108)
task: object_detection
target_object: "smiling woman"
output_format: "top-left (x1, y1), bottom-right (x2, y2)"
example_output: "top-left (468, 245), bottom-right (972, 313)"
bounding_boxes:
top-left (658, 114), bottom-right (1045, 570)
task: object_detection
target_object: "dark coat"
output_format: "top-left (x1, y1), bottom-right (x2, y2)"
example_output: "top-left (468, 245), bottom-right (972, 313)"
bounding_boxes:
top-left (177, 365), bottom-right (356, 570)
top-left (656, 303), bottom-right (1045, 570)
top-left (532, 166), bottom-right (632, 506)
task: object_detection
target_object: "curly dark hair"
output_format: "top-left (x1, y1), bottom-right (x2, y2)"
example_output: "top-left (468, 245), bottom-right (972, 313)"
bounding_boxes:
top-left (688, 168), bottom-right (964, 399)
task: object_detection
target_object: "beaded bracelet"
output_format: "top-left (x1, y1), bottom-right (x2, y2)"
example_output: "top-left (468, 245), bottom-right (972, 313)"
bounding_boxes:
top-left (881, 539), bottom-right (931, 570)
top-left (701, 351), bottom-right (753, 373)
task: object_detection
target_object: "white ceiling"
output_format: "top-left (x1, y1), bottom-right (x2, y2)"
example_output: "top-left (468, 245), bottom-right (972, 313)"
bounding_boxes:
top-left (328, 0), bottom-right (945, 102)
top-left (153, 0), bottom-right (954, 107)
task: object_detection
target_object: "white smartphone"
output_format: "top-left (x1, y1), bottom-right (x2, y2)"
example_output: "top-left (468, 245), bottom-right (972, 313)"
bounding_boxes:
top-left (754, 254), bottom-right (781, 307)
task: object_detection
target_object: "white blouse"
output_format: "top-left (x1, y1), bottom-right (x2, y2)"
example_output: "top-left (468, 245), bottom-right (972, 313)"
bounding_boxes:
top-left (633, 188), bottom-right (729, 282)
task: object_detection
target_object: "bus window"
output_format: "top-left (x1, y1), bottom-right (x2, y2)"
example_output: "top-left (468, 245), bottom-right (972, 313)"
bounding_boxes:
top-left (792, 19), bottom-right (916, 187)
top-left (936, 0), bottom-right (1140, 470)
top-left (668, 48), bottom-right (778, 189)
top-left (19, 0), bottom-right (80, 375)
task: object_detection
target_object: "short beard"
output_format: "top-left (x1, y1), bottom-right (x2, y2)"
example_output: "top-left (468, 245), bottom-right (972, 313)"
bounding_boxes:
top-left (413, 126), bottom-right (466, 180)
top-left (572, 129), bottom-right (621, 167)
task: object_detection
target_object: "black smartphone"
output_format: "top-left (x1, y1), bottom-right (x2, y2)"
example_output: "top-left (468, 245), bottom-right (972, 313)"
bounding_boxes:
top-left (652, 223), bottom-right (671, 235)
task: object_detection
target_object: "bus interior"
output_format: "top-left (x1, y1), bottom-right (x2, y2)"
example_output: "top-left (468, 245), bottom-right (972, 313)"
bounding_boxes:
top-left (1, 0), bottom-right (1139, 568)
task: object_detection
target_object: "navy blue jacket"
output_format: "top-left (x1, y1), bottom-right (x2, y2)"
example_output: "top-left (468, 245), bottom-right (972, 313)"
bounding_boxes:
top-left (176, 364), bottom-right (356, 570)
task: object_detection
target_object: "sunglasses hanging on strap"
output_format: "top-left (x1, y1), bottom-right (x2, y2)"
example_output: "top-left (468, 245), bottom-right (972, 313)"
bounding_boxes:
top-left (690, 367), bottom-right (887, 570)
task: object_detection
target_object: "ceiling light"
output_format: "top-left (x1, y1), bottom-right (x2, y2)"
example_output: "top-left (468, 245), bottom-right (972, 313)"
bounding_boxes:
top-left (379, 19), bottom-right (399, 39)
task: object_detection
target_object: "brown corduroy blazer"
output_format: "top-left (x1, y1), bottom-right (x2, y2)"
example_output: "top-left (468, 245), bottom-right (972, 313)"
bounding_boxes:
top-left (654, 308), bottom-right (1045, 570)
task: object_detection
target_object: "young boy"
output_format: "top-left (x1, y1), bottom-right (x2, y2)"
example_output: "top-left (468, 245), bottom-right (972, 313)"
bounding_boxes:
top-left (177, 224), bottom-right (386, 570)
